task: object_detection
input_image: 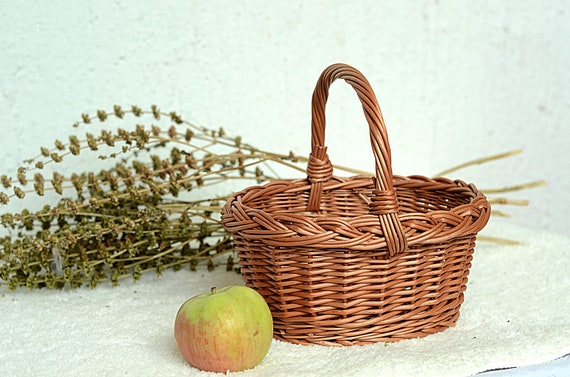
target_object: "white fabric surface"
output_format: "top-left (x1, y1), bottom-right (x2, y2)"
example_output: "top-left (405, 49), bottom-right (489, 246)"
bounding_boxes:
top-left (1, 220), bottom-right (569, 377)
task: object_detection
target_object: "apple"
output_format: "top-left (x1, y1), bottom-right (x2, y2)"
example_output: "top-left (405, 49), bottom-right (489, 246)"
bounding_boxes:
top-left (174, 285), bottom-right (273, 373)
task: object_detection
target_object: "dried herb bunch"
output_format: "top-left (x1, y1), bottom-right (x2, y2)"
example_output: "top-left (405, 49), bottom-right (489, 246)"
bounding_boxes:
top-left (0, 105), bottom-right (312, 290)
top-left (0, 105), bottom-right (544, 290)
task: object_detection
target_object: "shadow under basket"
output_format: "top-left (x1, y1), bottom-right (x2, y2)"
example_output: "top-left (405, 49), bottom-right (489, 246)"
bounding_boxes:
top-left (221, 63), bottom-right (491, 346)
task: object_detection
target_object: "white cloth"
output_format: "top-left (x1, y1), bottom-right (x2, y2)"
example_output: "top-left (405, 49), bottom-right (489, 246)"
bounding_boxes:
top-left (1, 221), bottom-right (568, 377)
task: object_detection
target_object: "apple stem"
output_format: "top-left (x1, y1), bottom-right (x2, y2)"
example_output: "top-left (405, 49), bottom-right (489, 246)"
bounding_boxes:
top-left (211, 286), bottom-right (216, 294)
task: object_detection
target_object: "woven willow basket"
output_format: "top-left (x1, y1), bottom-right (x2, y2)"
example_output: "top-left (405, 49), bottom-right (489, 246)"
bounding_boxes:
top-left (221, 63), bottom-right (491, 346)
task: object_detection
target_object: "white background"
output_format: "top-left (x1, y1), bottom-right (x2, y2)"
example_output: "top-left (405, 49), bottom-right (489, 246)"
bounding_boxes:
top-left (0, 0), bottom-right (568, 234)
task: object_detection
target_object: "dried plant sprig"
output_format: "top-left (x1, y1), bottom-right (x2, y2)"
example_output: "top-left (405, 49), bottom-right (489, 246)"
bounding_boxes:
top-left (480, 180), bottom-right (547, 195)
top-left (434, 148), bottom-right (523, 177)
top-left (0, 105), bottom-right (317, 290)
top-left (0, 105), bottom-right (543, 290)
top-left (476, 235), bottom-right (521, 246)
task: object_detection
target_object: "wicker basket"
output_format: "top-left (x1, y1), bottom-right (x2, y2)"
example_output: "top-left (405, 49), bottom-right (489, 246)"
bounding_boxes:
top-left (221, 63), bottom-right (491, 346)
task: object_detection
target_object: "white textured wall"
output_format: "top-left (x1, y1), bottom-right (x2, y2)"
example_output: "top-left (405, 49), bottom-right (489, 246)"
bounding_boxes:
top-left (1, 0), bottom-right (568, 234)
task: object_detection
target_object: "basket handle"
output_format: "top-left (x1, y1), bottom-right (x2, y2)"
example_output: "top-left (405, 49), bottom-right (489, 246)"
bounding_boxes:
top-left (306, 63), bottom-right (408, 256)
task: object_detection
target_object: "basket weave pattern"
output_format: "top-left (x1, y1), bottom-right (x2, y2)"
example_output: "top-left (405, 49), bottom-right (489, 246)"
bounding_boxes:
top-left (221, 63), bottom-right (491, 346)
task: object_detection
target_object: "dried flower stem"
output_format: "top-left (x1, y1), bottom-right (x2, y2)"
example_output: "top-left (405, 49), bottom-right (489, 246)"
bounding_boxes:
top-left (477, 235), bottom-right (521, 245)
top-left (481, 180), bottom-right (547, 194)
top-left (1, 105), bottom-right (306, 290)
top-left (434, 148), bottom-right (523, 177)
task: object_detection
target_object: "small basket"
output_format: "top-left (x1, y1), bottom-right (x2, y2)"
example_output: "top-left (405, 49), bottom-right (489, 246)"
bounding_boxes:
top-left (221, 63), bottom-right (491, 346)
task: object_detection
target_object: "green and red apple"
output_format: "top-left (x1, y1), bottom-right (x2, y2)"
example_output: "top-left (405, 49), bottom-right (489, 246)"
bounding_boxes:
top-left (174, 285), bottom-right (273, 373)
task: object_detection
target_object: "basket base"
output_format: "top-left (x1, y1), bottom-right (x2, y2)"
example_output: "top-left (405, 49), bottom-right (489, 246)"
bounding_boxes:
top-left (271, 302), bottom-right (462, 347)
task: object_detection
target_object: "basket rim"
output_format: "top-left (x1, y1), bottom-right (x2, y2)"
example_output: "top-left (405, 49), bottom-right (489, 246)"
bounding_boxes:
top-left (221, 173), bottom-right (491, 251)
